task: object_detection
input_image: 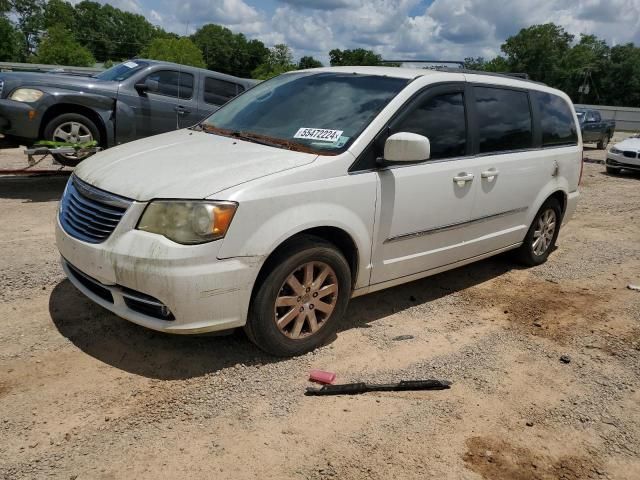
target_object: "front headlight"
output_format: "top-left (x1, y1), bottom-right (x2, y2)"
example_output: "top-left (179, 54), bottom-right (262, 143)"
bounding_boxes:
top-left (610, 147), bottom-right (622, 154)
top-left (9, 88), bottom-right (44, 102)
top-left (137, 201), bottom-right (238, 244)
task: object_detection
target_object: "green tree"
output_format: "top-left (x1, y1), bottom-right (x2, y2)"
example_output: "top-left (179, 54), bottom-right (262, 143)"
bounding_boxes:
top-left (500, 23), bottom-right (574, 84)
top-left (0, 16), bottom-right (21, 61)
top-left (251, 43), bottom-right (297, 79)
top-left (34, 24), bottom-right (95, 66)
top-left (329, 48), bottom-right (383, 66)
top-left (561, 34), bottom-right (610, 103)
top-left (9, 0), bottom-right (45, 59)
top-left (192, 23), bottom-right (268, 77)
top-left (600, 43), bottom-right (640, 107)
top-left (43, 0), bottom-right (75, 30)
top-left (298, 55), bottom-right (323, 69)
top-left (141, 37), bottom-right (205, 68)
top-left (463, 56), bottom-right (486, 70)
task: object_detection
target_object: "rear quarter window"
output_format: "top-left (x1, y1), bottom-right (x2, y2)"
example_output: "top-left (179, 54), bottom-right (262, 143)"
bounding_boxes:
top-left (204, 77), bottom-right (243, 106)
top-left (532, 91), bottom-right (578, 147)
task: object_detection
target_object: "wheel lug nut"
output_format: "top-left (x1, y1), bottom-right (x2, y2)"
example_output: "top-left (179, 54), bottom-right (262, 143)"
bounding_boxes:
top-left (299, 306), bottom-right (304, 312)
top-left (309, 304), bottom-right (314, 309)
top-left (297, 297), bottom-right (301, 302)
top-left (306, 287), bottom-right (311, 293)
top-left (312, 292), bottom-right (318, 298)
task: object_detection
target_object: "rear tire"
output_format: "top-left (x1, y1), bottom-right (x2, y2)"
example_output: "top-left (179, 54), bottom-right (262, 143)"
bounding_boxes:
top-left (515, 198), bottom-right (562, 267)
top-left (606, 166), bottom-right (621, 175)
top-left (43, 113), bottom-right (101, 167)
top-left (597, 134), bottom-right (610, 150)
top-left (245, 235), bottom-right (351, 357)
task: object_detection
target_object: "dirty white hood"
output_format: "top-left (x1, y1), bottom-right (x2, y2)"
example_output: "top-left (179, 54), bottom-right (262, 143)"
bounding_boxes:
top-left (74, 129), bottom-right (318, 201)
top-left (613, 137), bottom-right (640, 152)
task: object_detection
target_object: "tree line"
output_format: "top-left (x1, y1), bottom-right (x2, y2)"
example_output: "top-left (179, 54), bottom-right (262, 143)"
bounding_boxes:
top-left (464, 23), bottom-right (640, 107)
top-left (1, 3), bottom-right (639, 106)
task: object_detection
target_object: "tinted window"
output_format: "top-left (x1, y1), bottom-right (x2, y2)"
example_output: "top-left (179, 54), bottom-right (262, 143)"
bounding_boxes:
top-left (532, 91), bottom-right (578, 146)
top-left (145, 70), bottom-right (194, 99)
top-left (475, 87), bottom-right (532, 153)
top-left (204, 77), bottom-right (242, 105)
top-left (393, 92), bottom-right (466, 159)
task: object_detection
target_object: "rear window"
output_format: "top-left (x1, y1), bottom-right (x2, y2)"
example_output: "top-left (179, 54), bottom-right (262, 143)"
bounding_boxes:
top-left (474, 87), bottom-right (533, 153)
top-left (204, 77), bottom-right (244, 105)
top-left (533, 91), bottom-right (578, 147)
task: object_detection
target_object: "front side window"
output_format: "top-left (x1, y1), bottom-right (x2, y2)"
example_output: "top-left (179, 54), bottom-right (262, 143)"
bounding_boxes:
top-left (144, 70), bottom-right (194, 100)
top-left (475, 87), bottom-right (532, 153)
top-left (532, 91), bottom-right (578, 147)
top-left (202, 72), bottom-right (409, 154)
top-left (204, 77), bottom-right (242, 105)
top-left (393, 92), bottom-right (466, 159)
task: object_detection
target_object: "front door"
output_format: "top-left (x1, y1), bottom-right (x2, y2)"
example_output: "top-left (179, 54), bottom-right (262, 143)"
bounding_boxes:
top-left (371, 85), bottom-right (478, 285)
top-left (126, 69), bottom-right (200, 138)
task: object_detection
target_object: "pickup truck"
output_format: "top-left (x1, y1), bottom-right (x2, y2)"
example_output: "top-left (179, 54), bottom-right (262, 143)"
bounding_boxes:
top-left (0, 59), bottom-right (258, 165)
top-left (575, 107), bottom-right (615, 149)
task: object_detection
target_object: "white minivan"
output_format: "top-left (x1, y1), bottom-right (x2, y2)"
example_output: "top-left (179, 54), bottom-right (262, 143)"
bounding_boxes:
top-left (56, 67), bottom-right (582, 356)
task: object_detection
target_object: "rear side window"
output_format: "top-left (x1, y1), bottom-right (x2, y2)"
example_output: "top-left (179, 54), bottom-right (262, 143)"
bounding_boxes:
top-left (474, 87), bottom-right (532, 153)
top-left (145, 70), bottom-right (194, 99)
top-left (392, 92), bottom-right (467, 159)
top-left (204, 77), bottom-right (243, 105)
top-left (532, 91), bottom-right (578, 146)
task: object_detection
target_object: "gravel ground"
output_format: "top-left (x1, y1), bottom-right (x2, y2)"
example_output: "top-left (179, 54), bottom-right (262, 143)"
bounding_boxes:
top-left (0, 141), bottom-right (639, 479)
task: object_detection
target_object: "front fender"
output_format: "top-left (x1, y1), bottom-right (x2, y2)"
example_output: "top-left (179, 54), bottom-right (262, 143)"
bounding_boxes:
top-left (217, 173), bottom-right (378, 289)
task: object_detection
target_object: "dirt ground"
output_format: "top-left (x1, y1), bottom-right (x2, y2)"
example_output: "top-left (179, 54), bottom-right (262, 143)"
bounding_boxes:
top-left (0, 140), bottom-right (639, 480)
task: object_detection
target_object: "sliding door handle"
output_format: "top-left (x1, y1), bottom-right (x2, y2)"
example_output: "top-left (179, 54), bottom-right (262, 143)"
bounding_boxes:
top-left (453, 173), bottom-right (474, 187)
top-left (481, 168), bottom-right (499, 180)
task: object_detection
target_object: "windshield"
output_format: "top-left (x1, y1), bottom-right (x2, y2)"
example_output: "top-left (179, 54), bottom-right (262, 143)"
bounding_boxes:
top-left (94, 60), bottom-right (149, 81)
top-left (201, 72), bottom-right (409, 154)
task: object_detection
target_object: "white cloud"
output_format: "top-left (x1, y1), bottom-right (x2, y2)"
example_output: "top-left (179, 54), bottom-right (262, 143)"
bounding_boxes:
top-left (93, 0), bottom-right (640, 63)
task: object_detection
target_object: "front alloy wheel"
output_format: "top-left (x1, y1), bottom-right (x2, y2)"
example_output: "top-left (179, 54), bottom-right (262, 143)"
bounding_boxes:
top-left (275, 262), bottom-right (338, 339)
top-left (246, 235), bottom-right (351, 356)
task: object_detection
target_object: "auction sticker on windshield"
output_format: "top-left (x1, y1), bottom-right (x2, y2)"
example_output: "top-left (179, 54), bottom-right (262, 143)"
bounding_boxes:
top-left (294, 128), bottom-right (343, 143)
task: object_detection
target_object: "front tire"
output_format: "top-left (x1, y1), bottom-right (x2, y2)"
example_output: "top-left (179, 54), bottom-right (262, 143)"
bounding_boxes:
top-left (246, 236), bottom-right (352, 356)
top-left (516, 198), bottom-right (562, 267)
top-left (43, 113), bottom-right (101, 167)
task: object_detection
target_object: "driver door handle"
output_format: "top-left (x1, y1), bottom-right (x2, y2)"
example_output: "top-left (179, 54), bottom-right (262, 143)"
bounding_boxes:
top-left (175, 106), bottom-right (190, 115)
top-left (453, 173), bottom-right (474, 186)
top-left (481, 168), bottom-right (499, 180)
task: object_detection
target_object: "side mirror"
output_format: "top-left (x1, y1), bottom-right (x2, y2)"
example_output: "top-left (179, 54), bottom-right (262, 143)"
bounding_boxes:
top-left (134, 82), bottom-right (149, 95)
top-left (383, 132), bottom-right (431, 163)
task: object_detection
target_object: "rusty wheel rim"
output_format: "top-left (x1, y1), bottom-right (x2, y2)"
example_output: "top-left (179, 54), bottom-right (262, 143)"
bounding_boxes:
top-left (274, 261), bottom-right (338, 339)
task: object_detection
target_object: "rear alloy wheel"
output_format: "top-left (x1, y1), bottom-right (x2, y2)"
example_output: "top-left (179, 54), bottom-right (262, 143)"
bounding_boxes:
top-left (246, 236), bottom-right (351, 356)
top-left (516, 198), bottom-right (562, 266)
top-left (597, 134), bottom-right (610, 150)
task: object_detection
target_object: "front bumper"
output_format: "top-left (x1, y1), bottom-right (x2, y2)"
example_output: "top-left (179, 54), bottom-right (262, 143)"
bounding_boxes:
top-left (56, 204), bottom-right (260, 334)
top-left (0, 99), bottom-right (41, 142)
top-left (606, 153), bottom-right (640, 171)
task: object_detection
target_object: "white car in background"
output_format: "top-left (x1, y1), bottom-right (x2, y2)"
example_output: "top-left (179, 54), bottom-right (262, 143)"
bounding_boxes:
top-left (606, 136), bottom-right (640, 174)
top-left (56, 66), bottom-right (582, 356)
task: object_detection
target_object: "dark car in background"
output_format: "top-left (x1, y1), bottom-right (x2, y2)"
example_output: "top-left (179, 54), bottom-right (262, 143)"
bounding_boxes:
top-left (0, 59), bottom-right (258, 165)
top-left (575, 107), bottom-right (616, 149)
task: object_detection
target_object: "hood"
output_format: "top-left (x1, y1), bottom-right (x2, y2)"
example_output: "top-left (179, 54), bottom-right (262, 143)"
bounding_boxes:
top-left (0, 71), bottom-right (117, 98)
top-left (613, 137), bottom-right (640, 152)
top-left (74, 129), bottom-right (318, 201)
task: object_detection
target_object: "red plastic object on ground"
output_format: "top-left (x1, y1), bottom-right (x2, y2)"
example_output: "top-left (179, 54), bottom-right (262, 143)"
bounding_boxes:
top-left (309, 370), bottom-right (336, 384)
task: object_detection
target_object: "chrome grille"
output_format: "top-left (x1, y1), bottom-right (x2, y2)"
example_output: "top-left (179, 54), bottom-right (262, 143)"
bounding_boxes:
top-left (623, 151), bottom-right (638, 159)
top-left (59, 175), bottom-right (132, 243)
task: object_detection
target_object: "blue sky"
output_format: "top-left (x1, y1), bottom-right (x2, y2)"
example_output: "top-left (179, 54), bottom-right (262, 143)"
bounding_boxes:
top-left (95, 0), bottom-right (640, 63)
